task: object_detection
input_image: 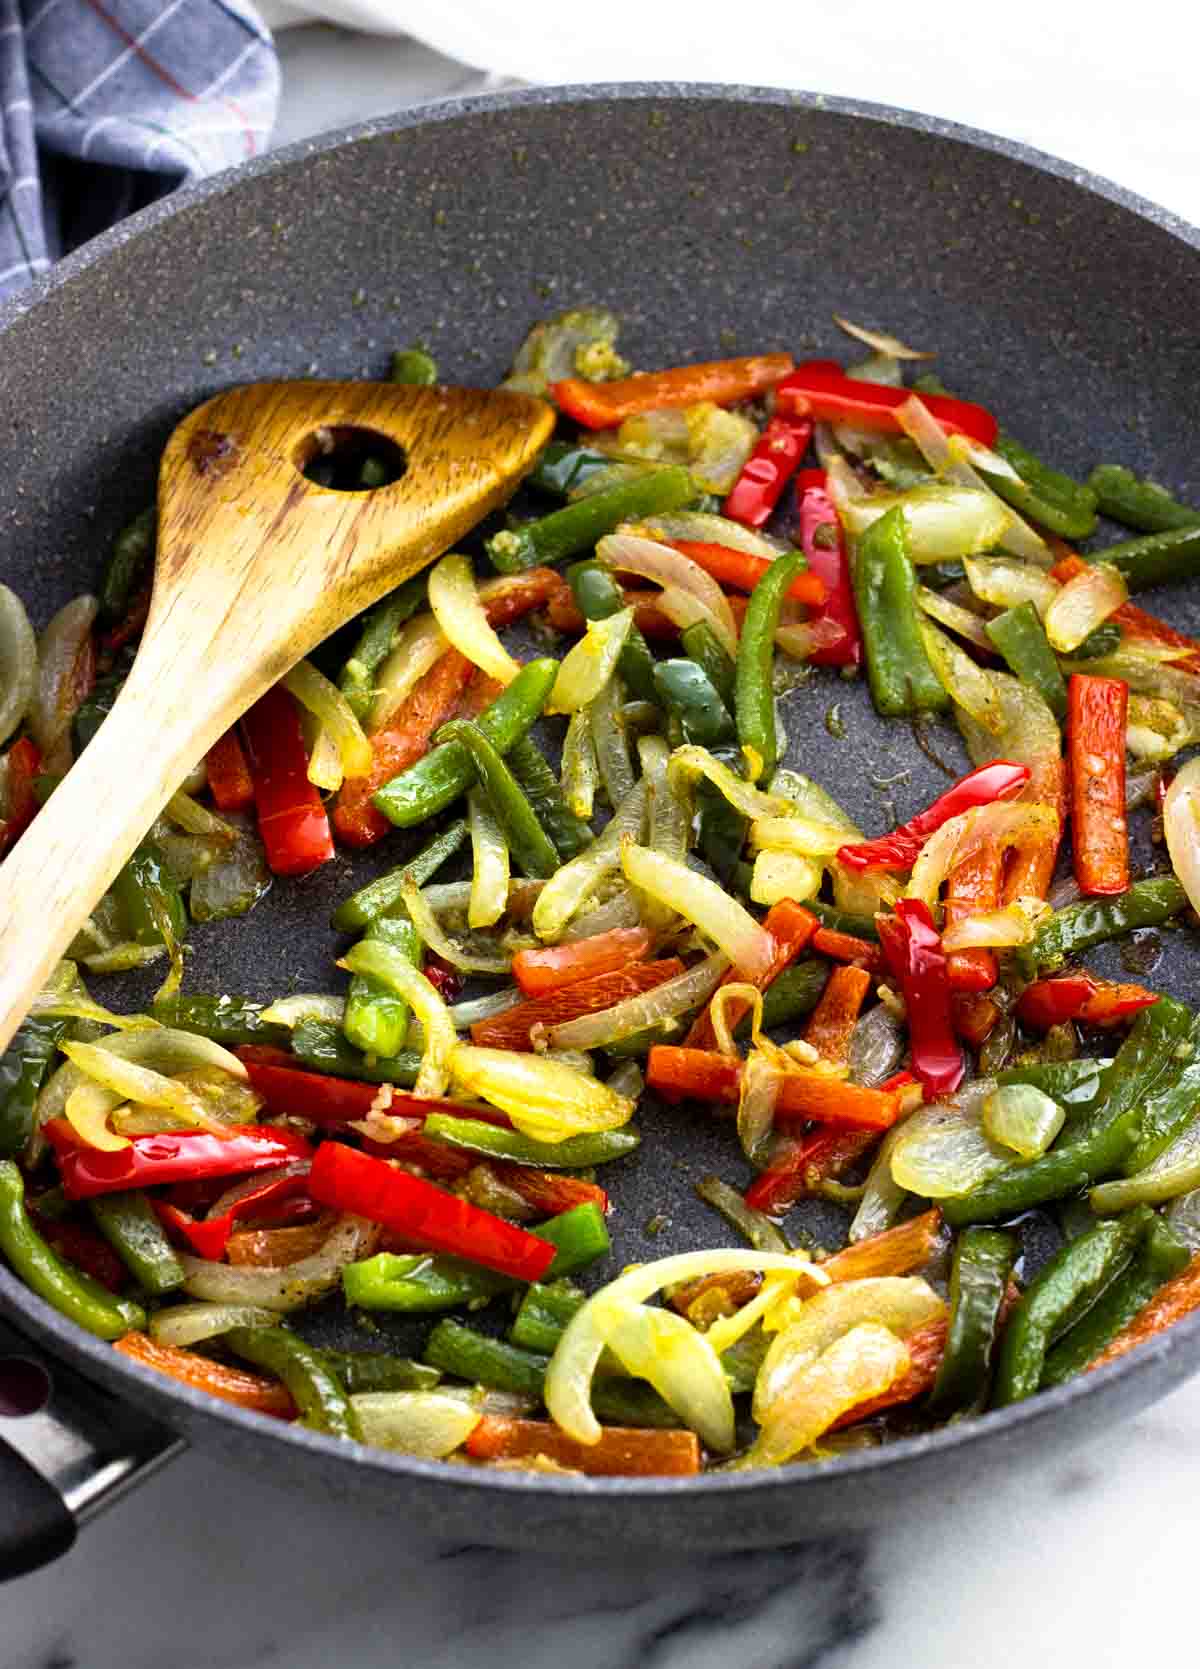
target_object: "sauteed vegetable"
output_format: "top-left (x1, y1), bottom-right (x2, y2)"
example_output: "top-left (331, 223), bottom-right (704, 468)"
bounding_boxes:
top-left (5, 308), bottom-right (1200, 1477)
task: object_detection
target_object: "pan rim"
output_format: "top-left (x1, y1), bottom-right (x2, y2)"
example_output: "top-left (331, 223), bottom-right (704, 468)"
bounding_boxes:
top-left (2, 79), bottom-right (1200, 1502)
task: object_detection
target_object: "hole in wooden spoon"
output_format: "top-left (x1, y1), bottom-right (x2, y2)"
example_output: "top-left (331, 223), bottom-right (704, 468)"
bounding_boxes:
top-left (0, 1356), bottom-right (51, 1417)
top-left (296, 426), bottom-right (406, 492)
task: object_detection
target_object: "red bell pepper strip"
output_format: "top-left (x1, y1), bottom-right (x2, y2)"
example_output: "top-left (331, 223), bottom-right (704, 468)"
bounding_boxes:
top-left (494, 1165), bottom-right (608, 1218)
top-left (1052, 551), bottom-right (1200, 674)
top-left (877, 900), bottom-right (964, 1098)
top-left (465, 1414), bottom-right (701, 1476)
top-left (1001, 751), bottom-right (1066, 905)
top-left (797, 470), bottom-right (862, 667)
top-left (1017, 973), bottom-right (1158, 1031)
top-left (803, 963), bottom-right (872, 1066)
top-left (810, 925), bottom-right (884, 973)
top-left (240, 685), bottom-right (333, 876)
top-left (952, 991), bottom-right (1002, 1049)
top-left (646, 1046), bottom-right (902, 1130)
top-left (153, 1168), bottom-right (315, 1261)
top-left (206, 727), bottom-right (255, 813)
top-left (308, 1141), bottom-right (555, 1282)
top-left (776, 360), bottom-right (998, 448)
top-left (1068, 673), bottom-right (1129, 897)
top-left (235, 1054), bottom-right (510, 1129)
top-left (511, 927), bottom-right (653, 997)
top-left (0, 736), bottom-right (42, 856)
top-left (684, 900), bottom-right (816, 1050)
top-left (551, 354), bottom-right (795, 429)
top-left (722, 416), bottom-right (812, 527)
top-left (837, 761), bottom-right (1031, 872)
top-left (114, 1331), bottom-right (296, 1418)
top-left (470, 959), bottom-right (685, 1052)
top-left (820, 1206), bottom-right (943, 1281)
top-left (830, 1315), bottom-right (949, 1429)
top-left (943, 843), bottom-right (1005, 994)
top-left (1087, 1252), bottom-right (1200, 1372)
top-left (44, 1120), bottom-right (313, 1201)
top-left (666, 540), bottom-right (827, 608)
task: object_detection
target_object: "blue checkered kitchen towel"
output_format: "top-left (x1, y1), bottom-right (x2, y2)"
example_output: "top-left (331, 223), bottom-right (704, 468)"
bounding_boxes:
top-left (0, 0), bottom-right (277, 300)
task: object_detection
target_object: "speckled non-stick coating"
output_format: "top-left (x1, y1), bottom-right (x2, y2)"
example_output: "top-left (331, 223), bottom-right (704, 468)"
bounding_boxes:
top-left (3, 85), bottom-right (1200, 1551)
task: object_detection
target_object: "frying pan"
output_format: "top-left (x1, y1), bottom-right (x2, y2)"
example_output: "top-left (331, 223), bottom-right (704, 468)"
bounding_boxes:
top-left (3, 83), bottom-right (1200, 1579)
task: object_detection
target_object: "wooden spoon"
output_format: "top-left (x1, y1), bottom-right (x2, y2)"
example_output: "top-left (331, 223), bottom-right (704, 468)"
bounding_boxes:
top-left (0, 379), bottom-right (554, 1052)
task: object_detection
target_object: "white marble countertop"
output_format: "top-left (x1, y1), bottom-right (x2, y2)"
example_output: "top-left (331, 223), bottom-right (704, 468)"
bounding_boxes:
top-left (8, 23), bottom-right (1200, 1668)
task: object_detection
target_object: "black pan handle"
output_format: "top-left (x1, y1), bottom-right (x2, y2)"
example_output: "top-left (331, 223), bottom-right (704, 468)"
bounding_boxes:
top-left (0, 1313), bottom-right (184, 1582)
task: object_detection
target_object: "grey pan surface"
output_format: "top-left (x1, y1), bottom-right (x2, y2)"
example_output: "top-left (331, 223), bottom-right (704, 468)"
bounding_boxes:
top-left (2, 82), bottom-right (1200, 1552)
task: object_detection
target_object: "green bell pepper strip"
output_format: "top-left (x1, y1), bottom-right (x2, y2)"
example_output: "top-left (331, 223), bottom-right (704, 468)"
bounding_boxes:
top-left (982, 434), bottom-right (1098, 541)
top-left (1040, 1215), bottom-right (1190, 1387)
top-left (0, 1016), bottom-right (67, 1157)
top-left (225, 1325), bottom-right (361, 1440)
top-left (529, 441), bottom-right (618, 498)
top-left (806, 900), bottom-right (880, 942)
top-left (945, 1001), bottom-right (1194, 1228)
top-left (289, 1020), bottom-right (420, 1086)
top-left (852, 507), bottom-right (950, 717)
top-left (0, 1160), bottom-right (146, 1340)
top-left (1070, 620), bottom-right (1124, 660)
top-left (738, 961), bottom-right (830, 1035)
top-left (421, 1112), bottom-right (639, 1169)
top-left (653, 659), bottom-right (736, 748)
top-left (509, 1279), bottom-right (586, 1353)
top-left (372, 658), bottom-right (557, 829)
top-left (1073, 525), bottom-right (1200, 592)
top-left (317, 1349), bottom-right (440, 1394)
top-left (330, 819), bottom-right (468, 932)
top-left (566, 559), bottom-right (658, 704)
top-left (337, 573), bottom-right (428, 722)
top-left (696, 745), bottom-right (749, 887)
top-left (681, 620), bottom-right (737, 708)
top-left (735, 548), bottom-right (807, 779)
top-left (73, 669), bottom-right (125, 753)
top-left (537, 1202), bottom-right (610, 1274)
top-left (1088, 465), bottom-right (1200, 535)
top-left (113, 840), bottom-right (187, 949)
top-left (505, 734), bottom-right (594, 860)
top-left (485, 466), bottom-right (695, 574)
top-left (992, 1209), bottom-right (1155, 1405)
top-left (1017, 876), bottom-right (1187, 977)
top-left (437, 720), bottom-right (559, 879)
top-left (150, 993), bottom-right (292, 1050)
top-left (343, 915), bottom-right (421, 1059)
top-left (99, 506), bottom-right (155, 622)
top-left (1122, 1012), bottom-right (1200, 1174)
top-left (985, 603), bottom-right (1068, 721)
top-left (390, 347), bottom-right (438, 385)
top-left (927, 1227), bottom-right (1016, 1415)
top-left (997, 1059), bottom-right (1110, 1114)
top-left (88, 1190), bottom-right (185, 1296)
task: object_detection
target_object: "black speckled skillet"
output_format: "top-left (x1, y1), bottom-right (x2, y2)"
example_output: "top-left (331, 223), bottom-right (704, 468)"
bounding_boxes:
top-left (2, 84), bottom-right (1200, 1578)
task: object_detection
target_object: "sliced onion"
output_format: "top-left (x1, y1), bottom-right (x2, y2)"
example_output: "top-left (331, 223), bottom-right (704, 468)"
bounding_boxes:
top-left (605, 406), bottom-right (690, 463)
top-left (283, 659), bottom-right (372, 780)
top-left (941, 895), bottom-right (1050, 952)
top-left (775, 617), bottom-right (849, 661)
top-left (750, 850), bottom-right (823, 907)
top-left (466, 788), bottom-right (509, 930)
top-left (668, 744), bottom-right (795, 822)
top-left (401, 873), bottom-right (513, 975)
top-left (448, 1044), bottom-right (634, 1142)
top-left (429, 552), bottom-right (521, 687)
top-left (561, 707), bottom-right (599, 820)
top-left (164, 791), bottom-right (235, 842)
top-left (620, 841), bottom-right (775, 980)
top-left (188, 813), bottom-right (272, 924)
top-left (545, 1249), bottom-right (827, 1445)
top-left (918, 618), bottom-right (998, 732)
top-left (548, 952), bottom-right (729, 1051)
top-left (737, 1051), bottom-right (781, 1169)
top-left (684, 403), bottom-right (758, 494)
top-left (740, 1323), bottom-right (910, 1468)
top-left (1043, 563), bottom-right (1128, 654)
top-left (29, 959), bottom-right (156, 1032)
top-left (259, 993), bottom-right (345, 1027)
top-left (916, 585), bottom-right (994, 652)
top-left (889, 1080), bottom-right (1016, 1198)
top-left (641, 738), bottom-right (690, 924)
top-left (907, 801), bottom-right (1059, 908)
top-left (59, 1039), bottom-right (230, 1132)
top-left (1062, 642), bottom-right (1200, 712)
top-left (850, 1117), bottom-right (918, 1242)
top-left (749, 814), bottom-right (851, 859)
top-left (532, 778), bottom-right (648, 942)
top-left (0, 584), bottom-right (36, 747)
top-left (64, 1081), bottom-right (128, 1151)
top-left (368, 612), bottom-right (447, 734)
top-left (962, 556), bottom-right (1059, 614)
top-left (1166, 1187), bottom-right (1200, 1253)
top-left (605, 1298), bottom-right (735, 1451)
top-left (828, 460), bottom-right (1011, 561)
top-left (547, 608), bottom-right (632, 715)
top-left (1126, 696), bottom-right (1195, 763)
top-left (149, 1302), bottom-right (279, 1348)
top-left (598, 533), bottom-right (738, 658)
top-left (834, 316), bottom-right (932, 360)
top-left (1163, 756), bottom-right (1200, 917)
top-left (558, 884), bottom-right (644, 942)
top-left (895, 394), bottom-right (1050, 564)
top-left (342, 938), bottom-right (456, 1097)
top-left (588, 670), bottom-right (635, 807)
top-left (181, 1214), bottom-right (380, 1311)
top-left (30, 594), bottom-right (97, 772)
top-left (631, 510), bottom-right (787, 558)
top-left (957, 671), bottom-right (1062, 780)
top-left (982, 1083), bottom-right (1064, 1158)
top-left (305, 726), bottom-right (343, 793)
top-left (352, 1391), bottom-right (482, 1458)
top-left (421, 878), bottom-right (542, 920)
top-left (848, 1003), bottom-right (905, 1088)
